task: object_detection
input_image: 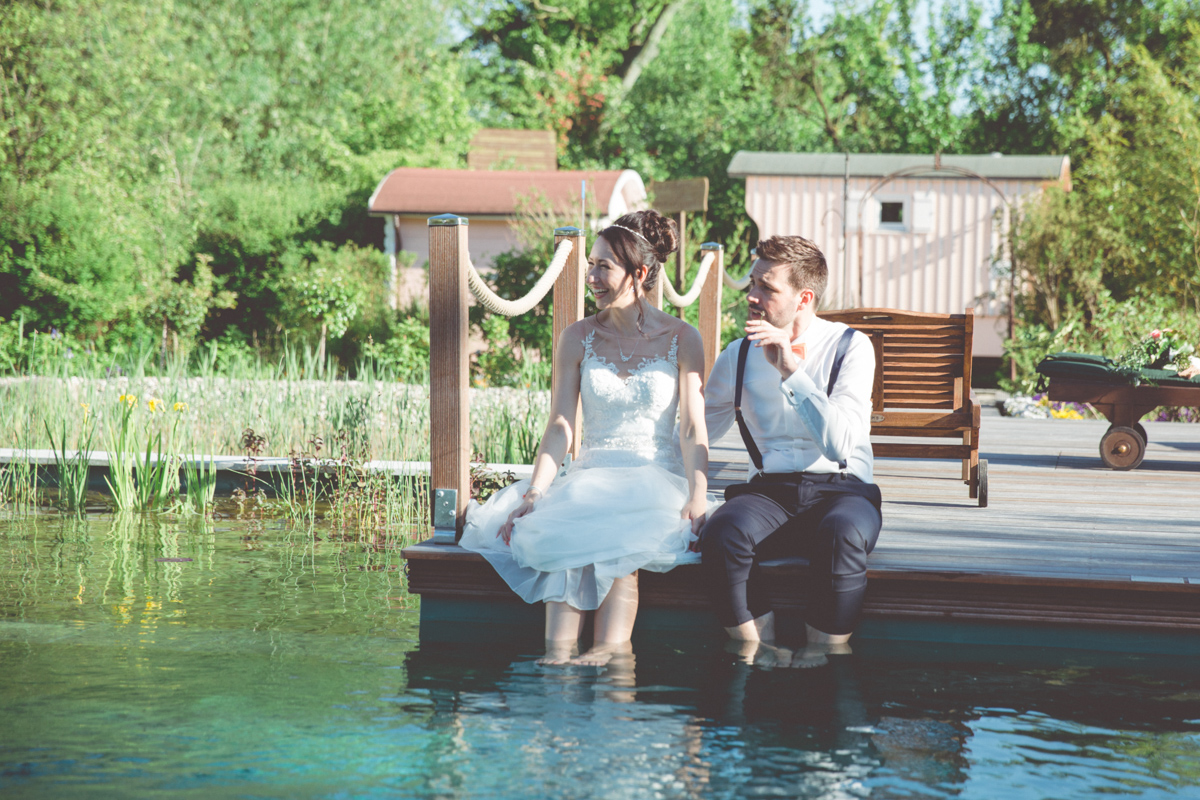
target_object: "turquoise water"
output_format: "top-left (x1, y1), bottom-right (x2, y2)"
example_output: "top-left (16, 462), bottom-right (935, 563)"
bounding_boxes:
top-left (2, 514), bottom-right (1199, 798)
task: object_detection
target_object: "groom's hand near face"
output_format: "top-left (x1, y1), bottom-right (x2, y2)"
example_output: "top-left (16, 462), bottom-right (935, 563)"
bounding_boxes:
top-left (744, 318), bottom-right (803, 379)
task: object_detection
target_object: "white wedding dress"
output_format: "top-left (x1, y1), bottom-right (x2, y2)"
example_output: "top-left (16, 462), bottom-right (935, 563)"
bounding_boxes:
top-left (459, 324), bottom-right (704, 610)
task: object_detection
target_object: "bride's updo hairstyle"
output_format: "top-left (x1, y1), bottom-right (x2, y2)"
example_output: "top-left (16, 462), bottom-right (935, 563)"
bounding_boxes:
top-left (599, 209), bottom-right (679, 299)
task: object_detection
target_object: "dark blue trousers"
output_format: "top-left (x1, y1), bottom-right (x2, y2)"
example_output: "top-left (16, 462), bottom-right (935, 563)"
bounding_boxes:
top-left (700, 473), bottom-right (882, 635)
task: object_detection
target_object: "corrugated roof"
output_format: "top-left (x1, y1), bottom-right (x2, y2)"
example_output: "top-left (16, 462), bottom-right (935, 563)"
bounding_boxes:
top-left (728, 152), bottom-right (1070, 181)
top-left (368, 167), bottom-right (629, 216)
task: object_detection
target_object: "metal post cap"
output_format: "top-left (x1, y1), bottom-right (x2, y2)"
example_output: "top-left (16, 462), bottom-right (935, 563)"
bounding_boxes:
top-left (554, 226), bottom-right (583, 236)
top-left (700, 242), bottom-right (724, 251)
top-left (428, 214), bottom-right (469, 227)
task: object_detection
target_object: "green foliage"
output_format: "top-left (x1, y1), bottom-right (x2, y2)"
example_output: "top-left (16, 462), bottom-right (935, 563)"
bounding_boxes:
top-left (1007, 23), bottom-right (1200, 387)
top-left (7, 0), bottom-right (1200, 379)
top-left (473, 315), bottom-right (524, 387)
top-left (279, 242), bottom-right (388, 364)
top-left (360, 315), bottom-right (431, 381)
top-left (45, 416), bottom-right (95, 514)
top-left (1115, 328), bottom-right (1197, 374)
top-left (1004, 291), bottom-right (1200, 392)
top-left (1, 0), bottom-right (473, 348)
top-left (469, 245), bottom-right (557, 360)
top-left (146, 254), bottom-right (238, 357)
top-left (289, 259), bottom-right (362, 340)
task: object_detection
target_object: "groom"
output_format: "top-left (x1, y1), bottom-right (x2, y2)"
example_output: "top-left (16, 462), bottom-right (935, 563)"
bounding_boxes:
top-left (700, 235), bottom-right (882, 652)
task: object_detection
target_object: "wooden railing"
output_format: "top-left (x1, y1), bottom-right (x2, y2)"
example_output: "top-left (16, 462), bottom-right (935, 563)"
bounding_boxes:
top-left (426, 215), bottom-right (727, 543)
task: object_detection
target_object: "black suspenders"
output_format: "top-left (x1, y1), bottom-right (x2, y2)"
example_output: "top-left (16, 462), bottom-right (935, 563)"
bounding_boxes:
top-left (734, 326), bottom-right (856, 473)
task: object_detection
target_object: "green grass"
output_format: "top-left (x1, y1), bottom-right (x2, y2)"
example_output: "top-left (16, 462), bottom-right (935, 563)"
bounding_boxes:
top-left (1, 345), bottom-right (546, 531)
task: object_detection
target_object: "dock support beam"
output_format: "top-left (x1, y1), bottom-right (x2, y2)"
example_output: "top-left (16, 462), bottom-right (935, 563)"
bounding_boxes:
top-left (428, 214), bottom-right (470, 543)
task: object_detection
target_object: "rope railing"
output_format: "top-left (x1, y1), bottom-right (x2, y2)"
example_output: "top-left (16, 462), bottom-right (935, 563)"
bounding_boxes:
top-left (466, 238), bottom-right (575, 317)
top-left (723, 267), bottom-right (752, 291)
top-left (662, 251), bottom-right (715, 308)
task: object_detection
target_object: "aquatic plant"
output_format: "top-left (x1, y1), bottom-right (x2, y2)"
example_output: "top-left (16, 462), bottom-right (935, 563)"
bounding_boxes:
top-left (177, 455), bottom-right (218, 515)
top-left (44, 412), bottom-right (95, 514)
top-left (104, 394), bottom-right (181, 512)
top-left (0, 453), bottom-right (38, 513)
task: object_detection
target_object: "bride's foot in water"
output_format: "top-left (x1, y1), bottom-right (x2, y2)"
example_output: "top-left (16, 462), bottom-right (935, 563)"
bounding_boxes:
top-left (538, 640), bottom-right (579, 665)
top-left (572, 640), bottom-right (633, 667)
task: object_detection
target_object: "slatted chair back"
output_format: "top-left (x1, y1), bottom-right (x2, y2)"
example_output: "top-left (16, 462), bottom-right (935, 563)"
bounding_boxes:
top-left (820, 307), bottom-right (986, 505)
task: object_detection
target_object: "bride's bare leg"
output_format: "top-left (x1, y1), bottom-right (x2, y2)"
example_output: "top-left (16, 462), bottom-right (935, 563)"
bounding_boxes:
top-left (575, 574), bottom-right (638, 666)
top-left (539, 601), bottom-right (585, 664)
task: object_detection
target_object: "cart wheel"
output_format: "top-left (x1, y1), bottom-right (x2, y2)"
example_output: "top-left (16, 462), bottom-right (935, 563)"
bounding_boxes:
top-left (1099, 426), bottom-right (1145, 470)
top-left (1107, 421), bottom-right (1149, 445)
top-left (977, 459), bottom-right (988, 508)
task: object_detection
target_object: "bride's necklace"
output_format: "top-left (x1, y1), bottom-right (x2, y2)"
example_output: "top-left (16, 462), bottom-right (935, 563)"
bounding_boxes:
top-left (598, 314), bottom-right (644, 362)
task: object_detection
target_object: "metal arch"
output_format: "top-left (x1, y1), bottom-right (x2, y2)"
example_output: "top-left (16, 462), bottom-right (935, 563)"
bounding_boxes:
top-left (854, 163), bottom-right (1014, 319)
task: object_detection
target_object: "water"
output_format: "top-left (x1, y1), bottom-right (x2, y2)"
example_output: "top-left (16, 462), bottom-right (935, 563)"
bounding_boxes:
top-left (2, 514), bottom-right (1198, 799)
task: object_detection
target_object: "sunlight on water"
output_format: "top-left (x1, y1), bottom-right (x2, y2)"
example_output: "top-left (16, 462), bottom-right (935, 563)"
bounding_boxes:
top-left (2, 514), bottom-right (1198, 799)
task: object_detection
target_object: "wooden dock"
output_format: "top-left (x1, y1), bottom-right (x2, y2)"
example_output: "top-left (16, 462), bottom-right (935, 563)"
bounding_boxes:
top-left (403, 416), bottom-right (1200, 651)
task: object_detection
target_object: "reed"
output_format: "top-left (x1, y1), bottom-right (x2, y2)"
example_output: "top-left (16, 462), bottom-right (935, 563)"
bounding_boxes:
top-left (0, 456), bottom-right (38, 513)
top-left (178, 455), bottom-right (218, 515)
top-left (44, 416), bottom-right (95, 514)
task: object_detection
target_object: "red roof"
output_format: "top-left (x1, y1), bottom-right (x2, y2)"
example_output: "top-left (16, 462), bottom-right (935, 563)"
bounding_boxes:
top-left (368, 168), bottom-right (628, 216)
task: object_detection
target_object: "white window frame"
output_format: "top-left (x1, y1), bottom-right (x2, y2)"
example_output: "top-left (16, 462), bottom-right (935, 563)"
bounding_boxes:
top-left (875, 193), bottom-right (910, 233)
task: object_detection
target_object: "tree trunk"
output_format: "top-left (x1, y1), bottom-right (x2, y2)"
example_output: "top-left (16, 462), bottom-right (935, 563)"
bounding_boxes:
top-left (619, 1), bottom-right (688, 94)
top-left (318, 321), bottom-right (327, 369)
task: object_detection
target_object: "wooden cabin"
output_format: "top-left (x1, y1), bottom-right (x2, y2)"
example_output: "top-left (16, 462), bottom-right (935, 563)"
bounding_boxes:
top-left (368, 167), bottom-right (647, 309)
top-left (728, 152), bottom-right (1071, 361)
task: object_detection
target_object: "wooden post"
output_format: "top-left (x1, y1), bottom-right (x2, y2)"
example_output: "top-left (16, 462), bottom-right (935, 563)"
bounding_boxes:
top-left (675, 211), bottom-right (687, 320)
top-left (651, 275), bottom-right (664, 310)
top-left (553, 226), bottom-right (586, 458)
top-left (698, 242), bottom-right (724, 381)
top-left (427, 214), bottom-right (470, 544)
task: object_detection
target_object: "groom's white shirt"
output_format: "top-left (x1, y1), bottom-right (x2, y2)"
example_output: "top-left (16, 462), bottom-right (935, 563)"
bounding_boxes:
top-left (705, 316), bottom-right (876, 483)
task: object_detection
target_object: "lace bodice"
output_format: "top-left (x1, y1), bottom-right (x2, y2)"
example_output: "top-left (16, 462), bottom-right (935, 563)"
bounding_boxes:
top-left (575, 327), bottom-right (682, 473)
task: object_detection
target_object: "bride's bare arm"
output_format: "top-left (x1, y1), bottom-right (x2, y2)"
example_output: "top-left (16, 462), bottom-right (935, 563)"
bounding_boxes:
top-left (676, 325), bottom-right (710, 534)
top-left (497, 325), bottom-right (585, 543)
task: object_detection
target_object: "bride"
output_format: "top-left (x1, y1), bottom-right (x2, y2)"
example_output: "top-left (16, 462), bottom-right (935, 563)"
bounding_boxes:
top-left (460, 209), bottom-right (711, 664)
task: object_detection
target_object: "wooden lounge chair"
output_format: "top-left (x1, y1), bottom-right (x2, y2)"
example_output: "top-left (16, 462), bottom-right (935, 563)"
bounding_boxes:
top-left (820, 308), bottom-right (986, 507)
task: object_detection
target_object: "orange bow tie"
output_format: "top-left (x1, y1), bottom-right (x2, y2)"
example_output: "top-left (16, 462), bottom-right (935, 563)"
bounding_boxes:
top-left (791, 343), bottom-right (807, 359)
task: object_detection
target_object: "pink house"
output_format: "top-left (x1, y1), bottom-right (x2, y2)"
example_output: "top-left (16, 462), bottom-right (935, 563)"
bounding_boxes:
top-left (729, 152), bottom-right (1071, 358)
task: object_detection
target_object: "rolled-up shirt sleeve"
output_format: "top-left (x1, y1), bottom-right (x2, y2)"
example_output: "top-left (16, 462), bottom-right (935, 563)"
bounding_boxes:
top-left (704, 341), bottom-right (738, 443)
top-left (778, 332), bottom-right (875, 463)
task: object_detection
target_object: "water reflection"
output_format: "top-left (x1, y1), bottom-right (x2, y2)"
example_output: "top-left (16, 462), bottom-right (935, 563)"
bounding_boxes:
top-left (2, 514), bottom-right (1199, 799)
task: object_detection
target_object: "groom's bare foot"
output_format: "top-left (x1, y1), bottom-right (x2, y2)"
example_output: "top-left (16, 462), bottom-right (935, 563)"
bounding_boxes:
top-left (725, 638), bottom-right (792, 669)
top-left (724, 611), bottom-right (776, 643)
top-left (572, 640), bottom-right (632, 667)
top-left (789, 625), bottom-right (852, 669)
top-left (537, 640), bottom-right (579, 665)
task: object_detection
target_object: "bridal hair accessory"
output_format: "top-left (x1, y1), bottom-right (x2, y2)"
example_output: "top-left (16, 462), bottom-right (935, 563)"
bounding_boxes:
top-left (605, 224), bottom-right (650, 246)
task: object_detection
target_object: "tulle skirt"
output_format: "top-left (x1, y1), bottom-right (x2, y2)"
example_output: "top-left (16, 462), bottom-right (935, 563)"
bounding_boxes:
top-left (459, 462), bottom-right (709, 610)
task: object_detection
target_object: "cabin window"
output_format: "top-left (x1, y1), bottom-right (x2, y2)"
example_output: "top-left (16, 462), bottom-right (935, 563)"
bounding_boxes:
top-left (880, 202), bottom-right (904, 225)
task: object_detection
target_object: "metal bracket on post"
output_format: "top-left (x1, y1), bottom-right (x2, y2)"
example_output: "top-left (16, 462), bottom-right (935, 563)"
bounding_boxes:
top-left (431, 488), bottom-right (458, 545)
